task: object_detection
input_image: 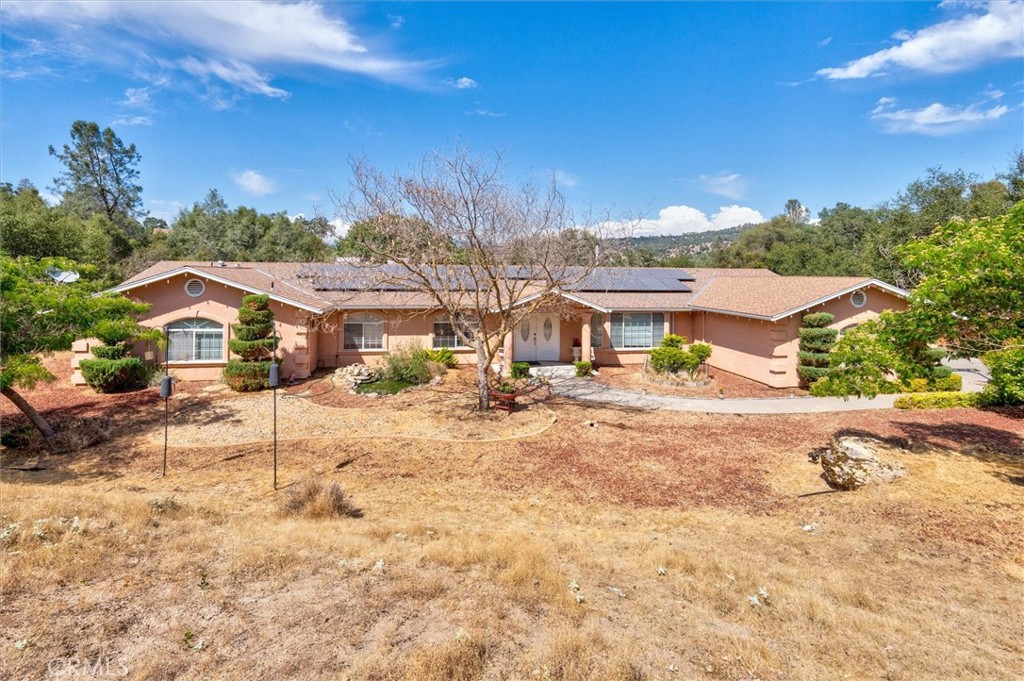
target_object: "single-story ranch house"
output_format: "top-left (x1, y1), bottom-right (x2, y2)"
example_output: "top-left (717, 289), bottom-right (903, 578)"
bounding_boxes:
top-left (73, 261), bottom-right (908, 389)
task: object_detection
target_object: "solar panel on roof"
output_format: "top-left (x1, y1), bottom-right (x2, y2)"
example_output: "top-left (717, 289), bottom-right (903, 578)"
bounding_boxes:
top-left (295, 264), bottom-right (694, 293)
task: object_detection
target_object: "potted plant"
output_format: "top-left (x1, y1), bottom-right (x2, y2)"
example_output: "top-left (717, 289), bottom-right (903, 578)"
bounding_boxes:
top-left (571, 337), bottom-right (582, 363)
top-left (489, 381), bottom-right (519, 412)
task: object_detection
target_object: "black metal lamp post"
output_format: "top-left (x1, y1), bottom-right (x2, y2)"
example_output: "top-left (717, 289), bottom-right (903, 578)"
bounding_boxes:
top-left (159, 325), bottom-right (172, 477)
top-left (269, 325), bottom-right (280, 489)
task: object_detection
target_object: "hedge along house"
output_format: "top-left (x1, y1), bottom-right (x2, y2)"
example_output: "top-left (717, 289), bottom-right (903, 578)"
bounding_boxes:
top-left (79, 261), bottom-right (908, 389)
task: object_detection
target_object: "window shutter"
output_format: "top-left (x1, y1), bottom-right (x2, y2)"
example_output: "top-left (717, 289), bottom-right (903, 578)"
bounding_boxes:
top-left (652, 313), bottom-right (665, 346)
top-left (610, 313), bottom-right (623, 349)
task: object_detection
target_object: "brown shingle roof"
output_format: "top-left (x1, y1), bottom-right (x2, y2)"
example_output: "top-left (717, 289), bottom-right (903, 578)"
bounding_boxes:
top-left (115, 262), bottom-right (904, 319)
top-left (687, 276), bottom-right (887, 319)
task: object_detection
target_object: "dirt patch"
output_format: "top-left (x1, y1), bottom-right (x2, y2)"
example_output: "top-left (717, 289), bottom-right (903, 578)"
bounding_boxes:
top-left (3, 354), bottom-right (1024, 680)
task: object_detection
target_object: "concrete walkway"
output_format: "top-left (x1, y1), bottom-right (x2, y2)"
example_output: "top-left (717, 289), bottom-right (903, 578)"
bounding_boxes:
top-left (547, 376), bottom-right (898, 414)
top-left (542, 360), bottom-right (987, 415)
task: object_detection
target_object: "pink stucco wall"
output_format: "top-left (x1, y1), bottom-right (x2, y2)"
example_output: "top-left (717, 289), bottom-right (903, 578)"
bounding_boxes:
top-left (100, 273), bottom-right (315, 382)
top-left (96, 278), bottom-right (906, 388)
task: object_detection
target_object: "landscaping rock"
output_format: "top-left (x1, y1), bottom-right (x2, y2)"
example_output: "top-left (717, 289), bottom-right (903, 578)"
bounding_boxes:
top-left (333, 364), bottom-right (378, 390)
top-left (820, 436), bottom-right (906, 490)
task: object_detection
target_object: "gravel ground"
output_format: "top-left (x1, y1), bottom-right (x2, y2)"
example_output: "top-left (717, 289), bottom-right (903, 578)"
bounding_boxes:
top-left (148, 390), bottom-right (557, 447)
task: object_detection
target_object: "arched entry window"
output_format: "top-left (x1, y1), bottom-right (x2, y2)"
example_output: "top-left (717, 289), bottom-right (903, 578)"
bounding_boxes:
top-left (167, 318), bottom-right (224, 362)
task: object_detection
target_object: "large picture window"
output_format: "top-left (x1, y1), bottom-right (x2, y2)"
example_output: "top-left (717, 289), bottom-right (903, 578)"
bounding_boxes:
top-left (610, 312), bottom-right (665, 349)
top-left (344, 312), bottom-right (385, 350)
top-left (433, 317), bottom-right (472, 349)
top-left (166, 318), bottom-right (224, 362)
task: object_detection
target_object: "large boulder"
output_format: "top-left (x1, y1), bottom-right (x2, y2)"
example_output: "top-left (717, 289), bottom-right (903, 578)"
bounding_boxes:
top-left (820, 436), bottom-right (906, 491)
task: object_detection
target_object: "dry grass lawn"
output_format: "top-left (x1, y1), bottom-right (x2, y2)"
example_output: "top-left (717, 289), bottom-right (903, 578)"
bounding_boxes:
top-left (2, 361), bottom-right (1022, 680)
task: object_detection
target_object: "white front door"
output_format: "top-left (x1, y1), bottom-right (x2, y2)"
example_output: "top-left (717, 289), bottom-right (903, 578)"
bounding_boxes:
top-left (514, 313), bottom-right (560, 362)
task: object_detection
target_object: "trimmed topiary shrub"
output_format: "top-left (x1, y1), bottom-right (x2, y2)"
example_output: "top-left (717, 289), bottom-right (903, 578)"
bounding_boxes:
top-left (223, 359), bottom-right (274, 392)
top-left (797, 313), bottom-right (837, 386)
top-left (80, 319), bottom-right (158, 393)
top-left (510, 361), bottom-right (531, 379)
top-left (223, 294), bottom-right (275, 391)
top-left (89, 344), bottom-right (130, 360)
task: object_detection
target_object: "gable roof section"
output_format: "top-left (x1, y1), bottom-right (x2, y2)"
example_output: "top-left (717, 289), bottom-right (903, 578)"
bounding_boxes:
top-left (687, 276), bottom-right (907, 321)
top-left (115, 261), bottom-right (330, 313)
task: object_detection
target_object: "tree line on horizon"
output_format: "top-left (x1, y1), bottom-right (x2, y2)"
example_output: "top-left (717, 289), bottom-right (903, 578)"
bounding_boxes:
top-left (2, 120), bottom-right (1022, 289)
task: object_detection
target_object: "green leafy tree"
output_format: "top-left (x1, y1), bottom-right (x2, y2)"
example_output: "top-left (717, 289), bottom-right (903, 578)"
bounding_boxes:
top-left (817, 203), bottom-right (1024, 403)
top-left (0, 181), bottom-right (85, 259)
top-left (49, 120), bottom-right (144, 224)
top-left (1, 257), bottom-right (153, 436)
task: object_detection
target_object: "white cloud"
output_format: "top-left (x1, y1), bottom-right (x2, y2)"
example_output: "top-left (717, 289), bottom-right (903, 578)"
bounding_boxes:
top-left (2, 1), bottom-right (428, 105)
top-left (634, 204), bottom-right (765, 236)
top-left (388, 14), bottom-right (405, 30)
top-left (446, 76), bottom-right (478, 89)
top-left (120, 87), bottom-right (151, 108)
top-left (553, 170), bottom-right (579, 188)
top-left (232, 169), bottom-right (276, 196)
top-left (870, 96), bottom-right (1011, 135)
top-left (817, 1), bottom-right (1023, 79)
top-left (696, 172), bottom-right (747, 200)
top-left (112, 115), bottom-right (154, 126)
top-left (179, 56), bottom-right (289, 99)
top-left (818, 36), bottom-right (832, 47)
top-left (465, 108), bottom-right (505, 117)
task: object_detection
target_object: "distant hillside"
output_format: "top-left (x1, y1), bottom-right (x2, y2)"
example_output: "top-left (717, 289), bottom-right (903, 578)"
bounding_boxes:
top-left (613, 224), bottom-right (755, 259)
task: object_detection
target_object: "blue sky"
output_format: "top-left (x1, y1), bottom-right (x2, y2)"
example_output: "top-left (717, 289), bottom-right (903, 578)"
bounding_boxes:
top-left (2, 1), bottom-right (1021, 235)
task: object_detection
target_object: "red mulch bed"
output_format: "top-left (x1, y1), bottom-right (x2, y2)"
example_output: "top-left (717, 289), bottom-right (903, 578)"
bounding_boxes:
top-left (593, 365), bottom-right (809, 399)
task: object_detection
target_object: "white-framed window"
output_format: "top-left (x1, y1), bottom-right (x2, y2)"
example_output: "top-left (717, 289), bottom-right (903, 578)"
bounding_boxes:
top-left (610, 312), bottom-right (665, 349)
top-left (590, 313), bottom-right (604, 348)
top-left (166, 318), bottom-right (224, 362)
top-left (433, 317), bottom-right (472, 349)
top-left (184, 278), bottom-right (206, 297)
top-left (343, 312), bottom-right (385, 350)
top-left (850, 290), bottom-right (867, 308)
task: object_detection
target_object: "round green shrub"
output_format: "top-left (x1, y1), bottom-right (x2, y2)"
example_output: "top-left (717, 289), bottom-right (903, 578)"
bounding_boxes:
top-left (223, 359), bottom-right (273, 391)
top-left (228, 338), bottom-right (276, 361)
top-left (92, 319), bottom-right (141, 345)
top-left (798, 327), bottom-right (839, 341)
top-left (232, 324), bottom-right (271, 341)
top-left (237, 308), bottom-right (274, 326)
top-left (242, 294), bottom-right (271, 310)
top-left (796, 365), bottom-right (830, 383)
top-left (80, 357), bottom-right (151, 393)
top-left (90, 343), bottom-right (130, 360)
top-left (510, 362), bottom-right (531, 379)
top-left (797, 351), bottom-right (831, 367)
top-left (801, 312), bottom-right (835, 328)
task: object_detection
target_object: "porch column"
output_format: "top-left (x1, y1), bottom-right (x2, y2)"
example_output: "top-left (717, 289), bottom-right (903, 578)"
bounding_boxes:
top-left (502, 330), bottom-right (513, 375)
top-left (580, 313), bottom-right (592, 363)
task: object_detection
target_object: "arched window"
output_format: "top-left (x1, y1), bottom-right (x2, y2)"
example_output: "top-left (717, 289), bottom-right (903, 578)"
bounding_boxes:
top-left (344, 312), bottom-right (385, 350)
top-left (166, 318), bottom-right (224, 362)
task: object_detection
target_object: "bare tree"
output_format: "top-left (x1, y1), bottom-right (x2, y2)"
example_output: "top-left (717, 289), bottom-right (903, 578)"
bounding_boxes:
top-left (333, 147), bottom-right (628, 410)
